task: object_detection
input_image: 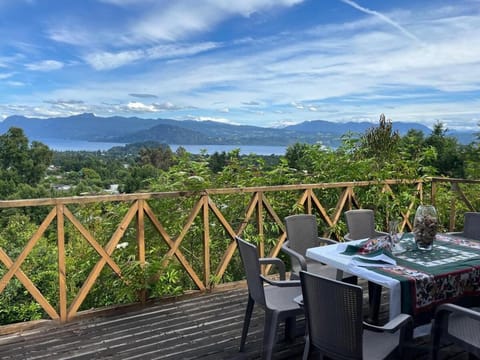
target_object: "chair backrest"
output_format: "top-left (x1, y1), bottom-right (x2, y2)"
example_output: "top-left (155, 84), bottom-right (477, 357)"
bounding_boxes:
top-left (285, 214), bottom-right (318, 256)
top-left (345, 209), bottom-right (377, 240)
top-left (462, 212), bottom-right (480, 240)
top-left (236, 236), bottom-right (266, 306)
top-left (300, 271), bottom-right (363, 359)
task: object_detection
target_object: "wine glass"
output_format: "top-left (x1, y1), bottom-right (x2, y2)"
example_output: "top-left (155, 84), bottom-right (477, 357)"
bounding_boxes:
top-left (389, 219), bottom-right (406, 254)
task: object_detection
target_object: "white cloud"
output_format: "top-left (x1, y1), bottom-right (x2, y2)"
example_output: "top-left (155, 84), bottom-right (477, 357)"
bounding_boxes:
top-left (25, 60), bottom-right (64, 71)
top-left (152, 102), bottom-right (185, 111)
top-left (48, 26), bottom-right (93, 46)
top-left (6, 81), bottom-right (25, 87)
top-left (242, 101), bottom-right (261, 106)
top-left (85, 50), bottom-right (143, 71)
top-left (85, 42), bottom-right (218, 70)
top-left (0, 72), bottom-right (14, 79)
top-left (340, 0), bottom-right (421, 43)
top-left (119, 101), bottom-right (185, 113)
top-left (187, 115), bottom-right (236, 124)
top-left (131, 0), bottom-right (304, 42)
top-left (126, 101), bottom-right (158, 112)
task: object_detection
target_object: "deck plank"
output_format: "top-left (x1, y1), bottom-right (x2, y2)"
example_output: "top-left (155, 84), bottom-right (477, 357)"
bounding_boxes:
top-left (0, 284), bottom-right (471, 359)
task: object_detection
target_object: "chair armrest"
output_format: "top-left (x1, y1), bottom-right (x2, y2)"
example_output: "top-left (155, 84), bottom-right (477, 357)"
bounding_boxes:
top-left (374, 231), bottom-right (389, 237)
top-left (434, 303), bottom-right (480, 322)
top-left (281, 242), bottom-right (307, 271)
top-left (317, 237), bottom-right (338, 245)
top-left (364, 313), bottom-right (413, 333)
top-left (431, 303), bottom-right (480, 357)
top-left (259, 257), bottom-right (286, 280)
top-left (260, 275), bottom-right (301, 287)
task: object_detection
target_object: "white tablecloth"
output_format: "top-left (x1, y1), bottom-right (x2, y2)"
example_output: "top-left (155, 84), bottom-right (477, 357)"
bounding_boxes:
top-left (306, 240), bottom-right (401, 320)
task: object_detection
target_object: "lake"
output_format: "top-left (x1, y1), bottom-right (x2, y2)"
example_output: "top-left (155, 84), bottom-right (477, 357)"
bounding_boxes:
top-left (37, 138), bottom-right (287, 155)
top-left (169, 144), bottom-right (286, 155)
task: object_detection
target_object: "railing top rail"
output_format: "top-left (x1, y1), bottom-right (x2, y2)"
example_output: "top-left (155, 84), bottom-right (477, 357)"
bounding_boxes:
top-left (0, 179), bottom-right (424, 208)
top-left (430, 177), bottom-right (480, 184)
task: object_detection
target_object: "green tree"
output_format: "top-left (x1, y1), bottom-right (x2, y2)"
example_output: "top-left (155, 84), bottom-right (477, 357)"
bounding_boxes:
top-left (357, 113), bottom-right (400, 167)
top-left (424, 122), bottom-right (464, 177)
top-left (285, 142), bottom-right (315, 172)
top-left (0, 127), bottom-right (52, 197)
top-left (208, 151), bottom-right (228, 173)
top-left (138, 145), bottom-right (175, 170)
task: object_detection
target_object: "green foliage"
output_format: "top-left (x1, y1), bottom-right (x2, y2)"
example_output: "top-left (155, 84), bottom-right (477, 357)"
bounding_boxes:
top-left (357, 113), bottom-right (401, 167)
top-left (1, 117), bottom-right (479, 325)
top-left (138, 145), bottom-right (176, 170)
top-left (0, 128), bottom-right (53, 197)
top-left (423, 122), bottom-right (465, 177)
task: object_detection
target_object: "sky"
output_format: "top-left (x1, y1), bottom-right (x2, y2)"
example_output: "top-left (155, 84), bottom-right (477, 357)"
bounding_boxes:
top-left (1, 0), bottom-right (480, 131)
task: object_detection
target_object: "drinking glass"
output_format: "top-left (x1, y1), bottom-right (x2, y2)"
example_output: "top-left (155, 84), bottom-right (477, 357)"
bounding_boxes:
top-left (388, 219), bottom-right (406, 254)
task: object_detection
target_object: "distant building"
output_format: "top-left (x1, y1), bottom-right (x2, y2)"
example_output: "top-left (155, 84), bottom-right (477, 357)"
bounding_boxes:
top-left (104, 184), bottom-right (119, 194)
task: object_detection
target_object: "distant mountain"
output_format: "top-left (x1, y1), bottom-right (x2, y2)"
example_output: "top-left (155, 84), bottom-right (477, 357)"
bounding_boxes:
top-left (283, 119), bottom-right (431, 135)
top-left (0, 113), bottom-right (159, 141)
top-left (0, 113), bottom-right (475, 147)
top-left (113, 120), bottom-right (329, 146)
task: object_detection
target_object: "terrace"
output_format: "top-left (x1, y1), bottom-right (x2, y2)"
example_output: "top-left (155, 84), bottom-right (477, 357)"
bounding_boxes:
top-left (0, 177), bottom-right (478, 359)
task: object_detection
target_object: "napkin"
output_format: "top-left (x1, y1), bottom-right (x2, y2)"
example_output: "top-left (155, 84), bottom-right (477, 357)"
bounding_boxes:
top-left (342, 236), bottom-right (397, 267)
top-left (349, 250), bottom-right (397, 267)
top-left (342, 236), bottom-right (392, 255)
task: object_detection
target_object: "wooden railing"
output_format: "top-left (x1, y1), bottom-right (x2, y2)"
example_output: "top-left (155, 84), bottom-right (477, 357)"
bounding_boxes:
top-left (430, 177), bottom-right (480, 230)
top-left (0, 177), bottom-right (478, 324)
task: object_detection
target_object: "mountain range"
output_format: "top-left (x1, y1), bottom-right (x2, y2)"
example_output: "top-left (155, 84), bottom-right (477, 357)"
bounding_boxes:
top-left (0, 113), bottom-right (474, 148)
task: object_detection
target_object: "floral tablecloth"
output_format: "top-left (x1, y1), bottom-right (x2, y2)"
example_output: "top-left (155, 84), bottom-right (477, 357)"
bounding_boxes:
top-left (371, 233), bottom-right (480, 316)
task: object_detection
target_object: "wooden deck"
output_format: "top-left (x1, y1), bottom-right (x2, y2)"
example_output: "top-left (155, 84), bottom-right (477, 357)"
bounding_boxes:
top-left (0, 282), bottom-right (470, 360)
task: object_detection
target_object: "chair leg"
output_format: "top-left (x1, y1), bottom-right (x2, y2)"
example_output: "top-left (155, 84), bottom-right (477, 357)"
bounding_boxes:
top-left (302, 329), bottom-right (310, 360)
top-left (431, 319), bottom-right (442, 360)
top-left (285, 316), bottom-right (296, 342)
top-left (263, 310), bottom-right (279, 360)
top-left (240, 296), bottom-right (254, 352)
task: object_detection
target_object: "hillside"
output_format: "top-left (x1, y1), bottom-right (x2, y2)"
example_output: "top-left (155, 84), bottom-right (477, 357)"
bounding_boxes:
top-left (283, 119), bottom-right (430, 135)
top-left (0, 113), bottom-right (474, 146)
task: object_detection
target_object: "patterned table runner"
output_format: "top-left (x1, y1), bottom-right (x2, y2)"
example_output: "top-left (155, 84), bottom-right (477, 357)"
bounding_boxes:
top-left (371, 233), bottom-right (480, 316)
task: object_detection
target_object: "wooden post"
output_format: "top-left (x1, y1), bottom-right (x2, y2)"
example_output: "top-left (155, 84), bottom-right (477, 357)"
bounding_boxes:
top-left (137, 200), bottom-right (146, 304)
top-left (202, 195), bottom-right (210, 289)
top-left (257, 192), bottom-right (265, 273)
top-left (57, 204), bottom-right (67, 322)
top-left (306, 188), bottom-right (312, 214)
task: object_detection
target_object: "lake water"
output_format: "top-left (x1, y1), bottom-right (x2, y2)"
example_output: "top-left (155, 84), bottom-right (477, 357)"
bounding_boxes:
top-left (170, 144), bottom-right (286, 155)
top-left (38, 138), bottom-right (287, 155)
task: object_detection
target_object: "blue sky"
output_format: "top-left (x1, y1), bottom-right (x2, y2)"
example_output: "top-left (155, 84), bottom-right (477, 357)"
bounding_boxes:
top-left (1, 0), bottom-right (480, 131)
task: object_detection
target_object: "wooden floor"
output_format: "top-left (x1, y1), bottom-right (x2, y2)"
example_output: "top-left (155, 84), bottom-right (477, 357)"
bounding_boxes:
top-left (0, 282), bottom-right (471, 360)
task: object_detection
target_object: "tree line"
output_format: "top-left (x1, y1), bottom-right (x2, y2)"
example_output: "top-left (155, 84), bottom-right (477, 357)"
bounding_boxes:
top-left (0, 114), bottom-right (478, 200)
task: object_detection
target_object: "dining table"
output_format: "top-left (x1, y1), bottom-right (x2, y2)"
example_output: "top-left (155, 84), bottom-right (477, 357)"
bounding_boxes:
top-left (306, 232), bottom-right (480, 327)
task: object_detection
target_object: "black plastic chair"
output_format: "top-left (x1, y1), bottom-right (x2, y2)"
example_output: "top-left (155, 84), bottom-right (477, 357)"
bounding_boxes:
top-left (344, 209), bottom-right (388, 241)
top-left (300, 270), bottom-right (413, 360)
top-left (431, 303), bottom-right (480, 359)
top-left (344, 209), bottom-right (389, 324)
top-left (282, 214), bottom-right (356, 283)
top-left (449, 212), bottom-right (480, 240)
top-left (236, 236), bottom-right (304, 360)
